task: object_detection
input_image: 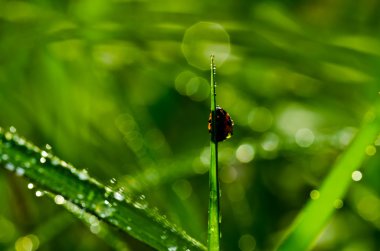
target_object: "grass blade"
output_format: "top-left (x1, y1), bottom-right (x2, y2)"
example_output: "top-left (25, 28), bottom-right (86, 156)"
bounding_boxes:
top-left (276, 106), bottom-right (380, 251)
top-left (0, 128), bottom-right (206, 251)
top-left (208, 55), bottom-right (221, 251)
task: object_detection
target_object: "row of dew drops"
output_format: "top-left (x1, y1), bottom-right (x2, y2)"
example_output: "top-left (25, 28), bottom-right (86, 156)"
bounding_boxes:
top-left (0, 126), bottom-right (198, 251)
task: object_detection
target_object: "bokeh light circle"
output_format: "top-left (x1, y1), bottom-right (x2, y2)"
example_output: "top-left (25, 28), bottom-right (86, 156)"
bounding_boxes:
top-left (238, 234), bottom-right (256, 251)
top-left (175, 71), bottom-right (209, 101)
top-left (236, 144), bottom-right (255, 163)
top-left (182, 22), bottom-right (230, 70)
top-left (352, 170), bottom-right (362, 182)
top-left (295, 128), bottom-right (315, 148)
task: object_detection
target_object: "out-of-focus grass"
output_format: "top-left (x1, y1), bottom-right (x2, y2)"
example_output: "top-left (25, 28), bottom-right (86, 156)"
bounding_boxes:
top-left (277, 106), bottom-right (380, 250)
top-left (1, 0), bottom-right (380, 250)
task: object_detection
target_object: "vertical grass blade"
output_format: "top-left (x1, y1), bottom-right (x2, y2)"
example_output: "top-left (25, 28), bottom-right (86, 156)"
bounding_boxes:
top-left (0, 128), bottom-right (206, 251)
top-left (276, 106), bottom-right (380, 251)
top-left (208, 55), bottom-right (221, 251)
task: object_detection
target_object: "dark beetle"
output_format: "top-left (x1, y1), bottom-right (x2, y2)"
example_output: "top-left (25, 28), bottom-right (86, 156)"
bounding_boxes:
top-left (208, 106), bottom-right (234, 142)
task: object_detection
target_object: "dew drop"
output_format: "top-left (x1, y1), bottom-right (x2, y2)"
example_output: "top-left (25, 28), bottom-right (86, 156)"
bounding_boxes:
top-left (89, 216), bottom-right (98, 224)
top-left (366, 145), bottom-right (376, 156)
top-left (113, 192), bottom-right (125, 201)
top-left (168, 246), bottom-right (177, 251)
top-left (310, 189), bottom-right (320, 200)
top-left (95, 200), bottom-right (115, 218)
top-left (5, 132), bottom-right (13, 140)
top-left (35, 191), bottom-right (44, 197)
top-left (41, 151), bottom-right (48, 157)
top-left (104, 187), bottom-right (113, 199)
top-left (110, 178), bottom-right (117, 184)
top-left (16, 137), bottom-right (25, 146)
top-left (60, 160), bottom-right (68, 167)
top-left (54, 195), bottom-right (66, 205)
top-left (45, 144), bottom-right (52, 151)
top-left (352, 170), bottom-right (363, 182)
top-left (9, 126), bottom-right (16, 133)
top-left (133, 195), bottom-right (148, 209)
top-left (40, 157), bottom-right (46, 164)
top-left (78, 170), bottom-right (89, 180)
top-left (90, 224), bottom-right (101, 234)
top-left (126, 226), bottom-right (132, 231)
top-left (27, 183), bottom-right (34, 189)
top-left (51, 157), bottom-right (60, 166)
top-left (152, 207), bottom-right (159, 214)
top-left (334, 199), bottom-right (344, 209)
top-left (161, 233), bottom-right (168, 240)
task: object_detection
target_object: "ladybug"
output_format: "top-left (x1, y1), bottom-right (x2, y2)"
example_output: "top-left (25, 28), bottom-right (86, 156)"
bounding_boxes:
top-left (208, 106), bottom-right (234, 142)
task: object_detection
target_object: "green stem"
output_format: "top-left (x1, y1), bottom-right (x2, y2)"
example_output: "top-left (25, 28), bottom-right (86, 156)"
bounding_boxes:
top-left (208, 55), bottom-right (221, 251)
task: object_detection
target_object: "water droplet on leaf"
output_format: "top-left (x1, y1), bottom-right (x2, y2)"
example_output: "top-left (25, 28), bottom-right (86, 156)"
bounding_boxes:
top-left (35, 191), bottom-right (44, 197)
top-left (78, 169), bottom-right (89, 180)
top-left (113, 192), bottom-right (124, 201)
top-left (9, 126), bottom-right (16, 133)
top-left (54, 195), bottom-right (66, 205)
top-left (95, 200), bottom-right (115, 218)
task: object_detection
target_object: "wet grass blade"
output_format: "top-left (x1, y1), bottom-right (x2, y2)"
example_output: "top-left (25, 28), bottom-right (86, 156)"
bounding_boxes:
top-left (0, 128), bottom-right (206, 251)
top-left (208, 55), bottom-right (221, 251)
top-left (276, 105), bottom-right (380, 251)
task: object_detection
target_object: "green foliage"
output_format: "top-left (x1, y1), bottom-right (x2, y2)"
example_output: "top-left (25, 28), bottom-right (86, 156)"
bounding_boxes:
top-left (2, 0), bottom-right (380, 250)
top-left (0, 128), bottom-right (205, 251)
top-left (277, 105), bottom-right (380, 250)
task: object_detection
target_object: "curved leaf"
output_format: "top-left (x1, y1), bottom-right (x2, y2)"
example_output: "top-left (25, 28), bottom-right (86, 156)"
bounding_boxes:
top-left (0, 127), bottom-right (206, 251)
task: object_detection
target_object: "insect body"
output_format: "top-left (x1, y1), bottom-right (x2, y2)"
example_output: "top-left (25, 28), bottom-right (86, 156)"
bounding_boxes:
top-left (208, 106), bottom-right (234, 142)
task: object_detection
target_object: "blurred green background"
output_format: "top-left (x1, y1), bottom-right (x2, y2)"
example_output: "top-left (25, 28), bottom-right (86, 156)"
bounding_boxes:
top-left (1, 0), bottom-right (380, 250)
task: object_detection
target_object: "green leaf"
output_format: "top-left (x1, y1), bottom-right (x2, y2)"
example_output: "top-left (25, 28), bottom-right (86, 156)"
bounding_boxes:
top-left (0, 127), bottom-right (206, 251)
top-left (276, 104), bottom-right (380, 251)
